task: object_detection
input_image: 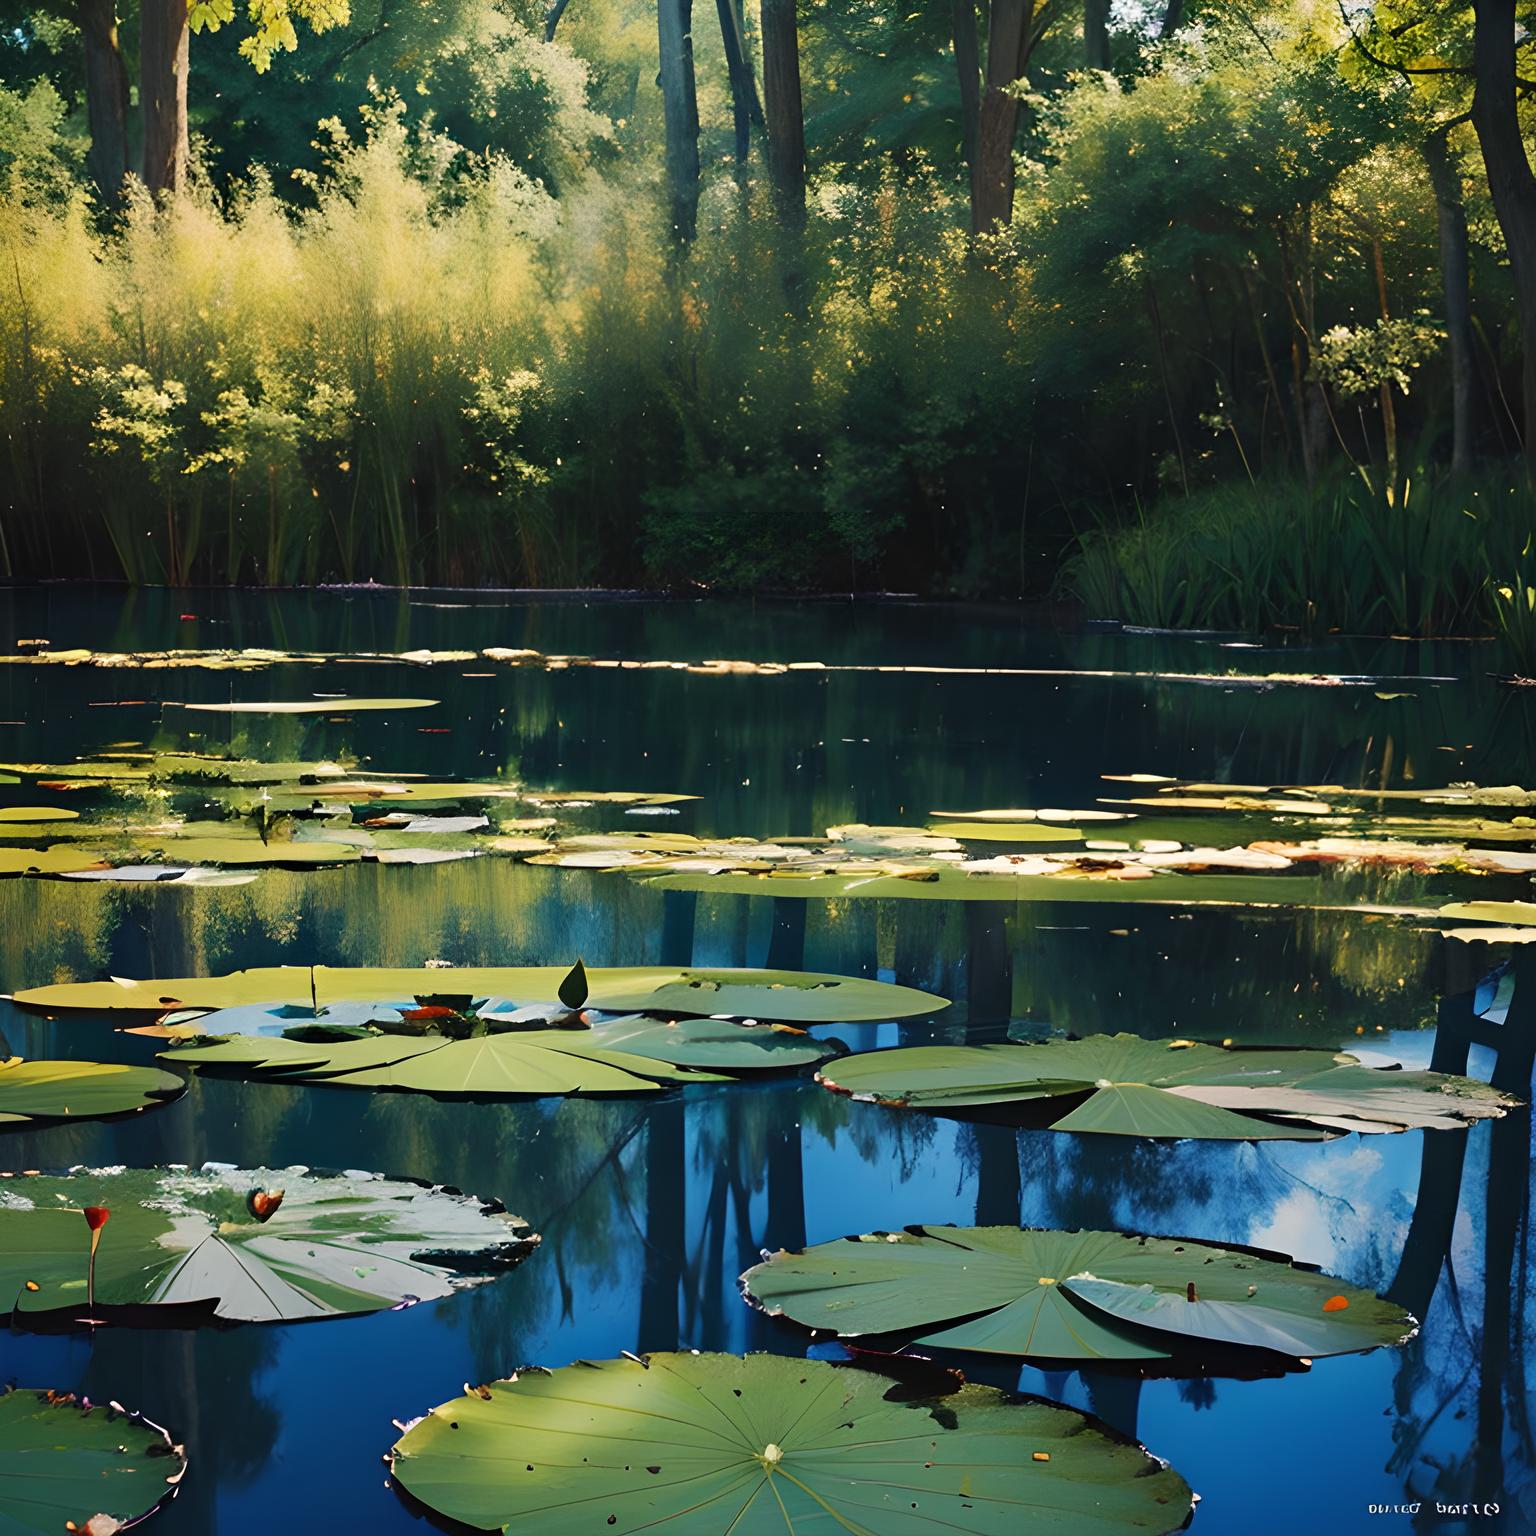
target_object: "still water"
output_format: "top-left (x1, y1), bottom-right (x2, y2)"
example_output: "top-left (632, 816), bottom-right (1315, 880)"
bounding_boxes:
top-left (0, 587), bottom-right (1532, 1534)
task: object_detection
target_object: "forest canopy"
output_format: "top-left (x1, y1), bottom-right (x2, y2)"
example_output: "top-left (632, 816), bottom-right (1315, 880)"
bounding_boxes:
top-left (0, 0), bottom-right (1533, 611)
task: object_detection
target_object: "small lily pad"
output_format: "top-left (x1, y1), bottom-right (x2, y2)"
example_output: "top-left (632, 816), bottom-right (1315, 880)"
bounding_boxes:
top-left (0, 1165), bottom-right (538, 1324)
top-left (0, 1057), bottom-right (185, 1126)
top-left (742, 1226), bottom-right (1416, 1362)
top-left (0, 1387), bottom-right (186, 1533)
top-left (183, 697), bottom-right (438, 713)
top-left (387, 1352), bottom-right (1194, 1535)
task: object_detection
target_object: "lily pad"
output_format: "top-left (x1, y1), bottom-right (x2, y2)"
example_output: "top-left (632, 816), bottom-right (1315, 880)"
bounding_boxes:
top-left (0, 1165), bottom-right (537, 1324)
top-left (0, 1057), bottom-right (185, 1126)
top-left (182, 697), bottom-right (438, 713)
top-left (816, 1034), bottom-right (1518, 1139)
top-left (742, 1226), bottom-right (1415, 1362)
top-left (0, 1387), bottom-right (186, 1533)
top-left (162, 1028), bottom-right (728, 1096)
top-left (1437, 900), bottom-right (1536, 926)
top-left (387, 1352), bottom-right (1194, 1535)
top-left (928, 823), bottom-right (1086, 843)
top-left (16, 965), bottom-right (946, 1024)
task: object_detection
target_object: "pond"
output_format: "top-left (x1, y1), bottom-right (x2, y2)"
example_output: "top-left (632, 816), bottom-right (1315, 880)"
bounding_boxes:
top-left (0, 586), bottom-right (1531, 1535)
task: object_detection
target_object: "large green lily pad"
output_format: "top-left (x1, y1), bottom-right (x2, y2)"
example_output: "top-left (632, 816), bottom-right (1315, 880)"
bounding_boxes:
top-left (0, 1057), bottom-right (185, 1126)
top-left (0, 1387), bottom-right (186, 1534)
top-left (15, 965), bottom-right (946, 1023)
top-left (387, 1352), bottom-right (1195, 1535)
top-left (742, 1226), bottom-right (1415, 1362)
top-left (816, 1034), bottom-right (1518, 1139)
top-left (0, 1165), bottom-right (537, 1324)
top-left (163, 1027), bottom-right (741, 1097)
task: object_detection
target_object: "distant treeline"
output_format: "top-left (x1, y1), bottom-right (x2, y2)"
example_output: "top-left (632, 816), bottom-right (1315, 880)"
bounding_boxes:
top-left (0, 0), bottom-right (1532, 610)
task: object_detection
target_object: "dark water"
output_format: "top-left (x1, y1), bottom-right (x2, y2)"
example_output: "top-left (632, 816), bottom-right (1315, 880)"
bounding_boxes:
top-left (0, 588), bottom-right (1533, 1535)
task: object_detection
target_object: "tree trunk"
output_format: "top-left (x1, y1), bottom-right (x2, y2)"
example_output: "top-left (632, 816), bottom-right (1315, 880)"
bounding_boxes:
top-left (1471, 0), bottom-right (1536, 466)
top-left (1160, 0), bottom-right (1185, 38)
top-left (1422, 130), bottom-right (1476, 475)
top-left (761, 0), bottom-right (805, 230)
top-left (78, 0), bottom-right (130, 203)
top-left (716, 0), bottom-right (762, 171)
top-left (951, 0), bottom-right (981, 175)
top-left (1084, 0), bottom-right (1110, 69)
top-left (544, 0), bottom-right (572, 41)
top-left (657, 0), bottom-right (701, 244)
top-left (971, 0), bottom-right (1031, 234)
top-left (140, 0), bottom-right (190, 195)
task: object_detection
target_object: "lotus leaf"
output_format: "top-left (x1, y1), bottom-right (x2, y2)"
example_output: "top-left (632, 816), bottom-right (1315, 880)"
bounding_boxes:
top-left (1437, 900), bottom-right (1536, 926)
top-left (741, 1226), bottom-right (1415, 1362)
top-left (163, 1029), bottom-right (730, 1095)
top-left (183, 697), bottom-right (438, 713)
top-left (0, 1057), bottom-right (185, 1125)
top-left (387, 1352), bottom-right (1194, 1535)
top-left (928, 823), bottom-right (1086, 842)
top-left (16, 964), bottom-right (946, 1023)
top-left (0, 1165), bottom-right (537, 1323)
top-left (816, 1033), bottom-right (1518, 1138)
top-left (0, 1387), bottom-right (185, 1534)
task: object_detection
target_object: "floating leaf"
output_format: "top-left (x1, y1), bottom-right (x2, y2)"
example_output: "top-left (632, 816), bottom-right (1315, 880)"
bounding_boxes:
top-left (816, 1033), bottom-right (1517, 1139)
top-left (387, 1352), bottom-right (1194, 1535)
top-left (1437, 900), bottom-right (1536, 926)
top-left (162, 1029), bottom-right (720, 1095)
top-left (0, 1387), bottom-right (185, 1533)
top-left (0, 1058), bottom-right (184, 1126)
top-left (0, 1165), bottom-right (537, 1324)
top-left (928, 823), bottom-right (1086, 842)
top-left (17, 965), bottom-right (946, 1024)
top-left (182, 697), bottom-right (439, 714)
top-left (742, 1226), bottom-right (1415, 1362)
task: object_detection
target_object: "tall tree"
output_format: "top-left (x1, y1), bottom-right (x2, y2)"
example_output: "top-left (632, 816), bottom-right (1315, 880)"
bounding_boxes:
top-left (761, 0), bottom-right (805, 229)
top-left (140, 0), bottom-right (354, 196)
top-left (951, 0), bottom-right (982, 172)
top-left (969, 0), bottom-right (1052, 234)
top-left (78, 0), bottom-right (130, 200)
top-left (140, 0), bottom-right (190, 193)
top-left (1471, 0), bottom-right (1536, 465)
top-left (1084, 0), bottom-right (1110, 69)
top-left (657, 0), bottom-right (701, 242)
top-left (1422, 126), bottom-right (1477, 473)
top-left (716, 0), bottom-right (762, 171)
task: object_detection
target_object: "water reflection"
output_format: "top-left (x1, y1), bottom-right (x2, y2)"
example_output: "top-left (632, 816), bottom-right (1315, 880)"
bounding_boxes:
top-left (0, 592), bottom-right (1533, 1534)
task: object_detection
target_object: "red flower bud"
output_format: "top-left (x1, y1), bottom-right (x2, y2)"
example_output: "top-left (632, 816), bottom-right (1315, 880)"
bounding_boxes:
top-left (82, 1206), bottom-right (110, 1232)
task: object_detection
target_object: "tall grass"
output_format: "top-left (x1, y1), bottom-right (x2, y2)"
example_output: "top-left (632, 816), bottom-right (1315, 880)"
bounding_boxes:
top-left (0, 91), bottom-right (1024, 592)
top-left (1066, 477), bottom-right (1536, 653)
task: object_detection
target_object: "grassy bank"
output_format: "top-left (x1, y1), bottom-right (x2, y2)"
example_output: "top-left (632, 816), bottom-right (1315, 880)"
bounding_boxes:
top-left (1066, 477), bottom-right (1536, 662)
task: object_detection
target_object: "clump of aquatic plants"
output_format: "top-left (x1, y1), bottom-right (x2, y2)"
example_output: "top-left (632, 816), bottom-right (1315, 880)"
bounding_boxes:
top-left (0, 1387), bottom-right (187, 1533)
top-left (0, 1055), bottom-right (184, 1126)
top-left (14, 962), bottom-right (945, 1099)
top-left (742, 1225), bottom-right (1416, 1365)
top-left (386, 1352), bottom-right (1195, 1535)
top-left (1066, 477), bottom-right (1528, 641)
top-left (817, 1033), bottom-right (1518, 1140)
top-left (0, 1164), bottom-right (538, 1325)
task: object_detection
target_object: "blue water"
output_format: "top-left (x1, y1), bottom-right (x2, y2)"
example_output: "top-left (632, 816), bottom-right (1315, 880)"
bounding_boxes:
top-left (0, 588), bottom-right (1531, 1534)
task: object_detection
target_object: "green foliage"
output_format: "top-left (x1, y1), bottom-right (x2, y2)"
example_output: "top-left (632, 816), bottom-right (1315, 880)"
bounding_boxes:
top-left (1067, 476), bottom-right (1535, 641)
top-left (0, 0), bottom-right (1528, 609)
